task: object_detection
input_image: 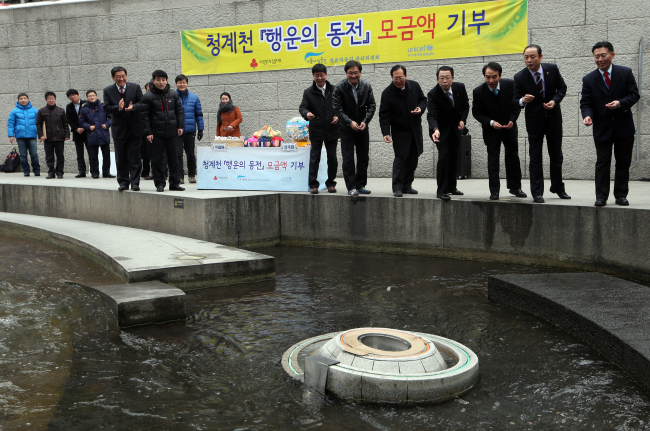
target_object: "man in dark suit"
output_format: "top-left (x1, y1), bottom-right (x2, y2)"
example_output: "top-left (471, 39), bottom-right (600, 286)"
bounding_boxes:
top-left (513, 44), bottom-right (569, 203)
top-left (379, 64), bottom-right (427, 197)
top-left (103, 66), bottom-right (144, 192)
top-left (299, 63), bottom-right (340, 194)
top-left (65, 89), bottom-right (89, 178)
top-left (427, 66), bottom-right (469, 200)
top-left (581, 41), bottom-right (640, 206)
top-left (472, 62), bottom-right (526, 200)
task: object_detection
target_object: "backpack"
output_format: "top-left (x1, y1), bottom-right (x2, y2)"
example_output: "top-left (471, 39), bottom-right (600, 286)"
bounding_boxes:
top-left (0, 148), bottom-right (21, 173)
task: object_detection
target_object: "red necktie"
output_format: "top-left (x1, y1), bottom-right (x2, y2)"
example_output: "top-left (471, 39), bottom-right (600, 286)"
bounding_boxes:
top-left (119, 87), bottom-right (125, 95)
top-left (604, 71), bottom-right (610, 88)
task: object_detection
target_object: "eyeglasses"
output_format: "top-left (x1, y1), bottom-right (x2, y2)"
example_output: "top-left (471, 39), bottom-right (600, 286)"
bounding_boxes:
top-left (346, 71), bottom-right (360, 76)
top-left (438, 76), bottom-right (453, 81)
top-left (392, 76), bottom-right (406, 81)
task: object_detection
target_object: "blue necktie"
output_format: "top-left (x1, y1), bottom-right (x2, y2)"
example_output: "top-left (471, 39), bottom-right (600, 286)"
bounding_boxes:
top-left (492, 88), bottom-right (499, 96)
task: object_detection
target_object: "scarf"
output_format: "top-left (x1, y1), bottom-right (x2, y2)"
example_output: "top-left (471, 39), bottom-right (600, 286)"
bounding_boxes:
top-left (217, 101), bottom-right (235, 124)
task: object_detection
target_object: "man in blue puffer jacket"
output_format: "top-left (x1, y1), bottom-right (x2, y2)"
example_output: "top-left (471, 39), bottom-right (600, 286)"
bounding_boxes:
top-left (175, 74), bottom-right (204, 184)
top-left (8, 93), bottom-right (41, 176)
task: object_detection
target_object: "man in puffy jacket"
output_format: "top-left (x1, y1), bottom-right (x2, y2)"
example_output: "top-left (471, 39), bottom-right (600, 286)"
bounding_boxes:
top-left (138, 70), bottom-right (185, 192)
top-left (79, 90), bottom-right (112, 179)
top-left (8, 93), bottom-right (40, 176)
top-left (37, 92), bottom-right (70, 179)
top-left (175, 74), bottom-right (203, 185)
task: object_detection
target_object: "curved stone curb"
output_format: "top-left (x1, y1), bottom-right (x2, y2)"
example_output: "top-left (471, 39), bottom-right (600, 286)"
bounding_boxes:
top-left (488, 273), bottom-right (650, 392)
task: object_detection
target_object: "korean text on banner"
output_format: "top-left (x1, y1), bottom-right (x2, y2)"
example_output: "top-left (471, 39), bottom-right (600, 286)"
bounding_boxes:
top-left (181, 0), bottom-right (527, 75)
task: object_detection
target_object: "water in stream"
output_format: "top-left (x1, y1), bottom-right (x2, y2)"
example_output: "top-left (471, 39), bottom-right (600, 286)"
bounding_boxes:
top-left (1, 234), bottom-right (649, 430)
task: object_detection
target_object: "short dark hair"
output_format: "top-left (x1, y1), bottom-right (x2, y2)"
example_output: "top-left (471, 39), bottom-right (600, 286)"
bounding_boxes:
top-left (390, 65), bottom-right (407, 77)
top-left (482, 62), bottom-right (502, 76)
top-left (436, 66), bottom-right (454, 78)
top-left (175, 74), bottom-right (188, 84)
top-left (152, 70), bottom-right (168, 80)
top-left (17, 93), bottom-right (28, 100)
top-left (220, 92), bottom-right (231, 101)
top-left (144, 82), bottom-right (151, 91)
top-left (344, 60), bottom-right (362, 73)
top-left (44, 91), bottom-right (56, 100)
top-left (312, 63), bottom-right (327, 74)
top-left (111, 66), bottom-right (127, 77)
top-left (66, 89), bottom-right (79, 97)
top-left (86, 90), bottom-right (97, 96)
top-left (524, 44), bottom-right (542, 55)
top-left (592, 41), bottom-right (614, 54)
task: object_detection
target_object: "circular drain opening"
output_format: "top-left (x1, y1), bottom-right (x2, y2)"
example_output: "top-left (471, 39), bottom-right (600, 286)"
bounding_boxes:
top-left (177, 255), bottom-right (206, 260)
top-left (358, 333), bottom-right (412, 352)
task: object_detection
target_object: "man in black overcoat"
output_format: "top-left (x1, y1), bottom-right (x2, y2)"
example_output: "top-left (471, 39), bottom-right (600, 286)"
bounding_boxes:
top-left (472, 62), bottom-right (526, 200)
top-left (103, 66), bottom-right (145, 192)
top-left (427, 66), bottom-right (469, 200)
top-left (299, 63), bottom-right (340, 194)
top-left (379, 65), bottom-right (427, 197)
top-left (581, 41), bottom-right (640, 206)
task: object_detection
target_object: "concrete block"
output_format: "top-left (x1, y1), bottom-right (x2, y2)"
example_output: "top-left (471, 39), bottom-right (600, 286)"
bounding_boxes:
top-left (317, 0), bottom-right (377, 17)
top-left (137, 33), bottom-right (181, 61)
top-left (369, 141), bottom-right (393, 178)
top-left (118, 60), bottom-right (178, 90)
top-left (372, 360), bottom-right (400, 374)
top-left (531, 25), bottom-right (607, 60)
top-left (233, 82), bottom-right (279, 111)
top-left (60, 1), bottom-right (111, 19)
top-left (407, 376), bottom-right (444, 403)
top-left (209, 71), bottom-right (261, 86)
top-left (555, 57), bottom-right (598, 97)
top-left (28, 67), bottom-right (70, 94)
top-left (608, 17), bottom-right (650, 55)
top-left (110, 0), bottom-right (164, 14)
top-left (69, 64), bottom-right (114, 94)
top-left (0, 45), bottom-right (39, 70)
top-left (587, 0), bottom-right (650, 24)
top-left (258, 109), bottom-right (297, 131)
top-left (528, 0), bottom-right (585, 29)
top-left (327, 368), bottom-right (362, 400)
top-left (172, 5), bottom-right (236, 32)
top-left (235, 193), bottom-right (281, 246)
top-left (261, 0), bottom-right (319, 22)
top-left (235, 0), bottom-right (262, 26)
top-left (125, 9), bottom-right (174, 36)
top-left (351, 356), bottom-right (375, 371)
top-left (398, 359), bottom-right (426, 374)
top-left (361, 374), bottom-right (407, 403)
top-left (13, 4), bottom-right (61, 23)
top-left (0, 10), bottom-right (13, 25)
top-left (7, 20), bottom-right (61, 47)
top-left (80, 40), bottom-right (138, 66)
top-left (562, 136), bottom-right (597, 180)
top-left (163, 0), bottom-right (216, 8)
top-left (0, 25), bottom-right (9, 48)
top-left (38, 43), bottom-right (78, 69)
top-left (0, 68), bottom-right (29, 94)
top-left (101, 15), bottom-right (128, 41)
top-left (276, 82), bottom-right (313, 111)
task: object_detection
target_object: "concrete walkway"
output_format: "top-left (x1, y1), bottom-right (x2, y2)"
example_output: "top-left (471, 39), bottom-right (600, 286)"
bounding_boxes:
top-left (0, 212), bottom-right (274, 289)
top-left (488, 273), bottom-right (650, 391)
top-left (2, 173), bottom-right (650, 209)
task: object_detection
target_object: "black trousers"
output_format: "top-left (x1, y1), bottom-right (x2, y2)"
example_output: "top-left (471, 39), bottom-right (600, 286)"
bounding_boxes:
top-left (114, 133), bottom-right (142, 187)
top-left (87, 144), bottom-right (110, 177)
top-left (485, 131), bottom-right (522, 195)
top-left (340, 128), bottom-right (369, 191)
top-left (43, 140), bottom-right (64, 175)
top-left (392, 136), bottom-right (419, 192)
top-left (594, 132), bottom-right (634, 200)
top-left (178, 132), bottom-right (197, 178)
top-left (151, 136), bottom-right (180, 189)
top-left (528, 123), bottom-right (564, 197)
top-left (74, 138), bottom-right (88, 174)
top-left (141, 135), bottom-right (151, 176)
top-left (308, 139), bottom-right (338, 189)
top-left (435, 134), bottom-right (459, 195)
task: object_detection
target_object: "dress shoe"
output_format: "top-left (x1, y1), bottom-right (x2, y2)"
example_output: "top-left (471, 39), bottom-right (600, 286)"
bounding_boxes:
top-left (34, 173), bottom-right (40, 176)
top-left (348, 189), bottom-right (359, 196)
top-left (56, 174), bottom-right (63, 179)
top-left (92, 175), bottom-right (99, 179)
top-left (554, 191), bottom-right (571, 199)
top-left (327, 186), bottom-right (337, 193)
top-left (450, 189), bottom-right (464, 195)
top-left (24, 173), bottom-right (29, 177)
top-left (46, 173), bottom-right (55, 179)
top-left (104, 174), bottom-right (116, 178)
top-left (394, 190), bottom-right (403, 197)
top-left (169, 186), bottom-right (185, 191)
top-left (594, 199), bottom-right (607, 207)
top-left (156, 186), bottom-right (164, 192)
top-left (131, 185), bottom-right (140, 191)
top-left (490, 193), bottom-right (499, 200)
top-left (75, 173), bottom-right (86, 178)
top-left (189, 176), bottom-right (196, 184)
top-left (144, 175), bottom-right (154, 180)
top-left (437, 193), bottom-right (451, 201)
top-left (180, 178), bottom-right (185, 184)
top-left (615, 198), bottom-right (629, 206)
top-left (403, 187), bottom-right (418, 194)
top-left (509, 189), bottom-right (527, 198)
top-left (533, 196), bottom-right (545, 203)
top-left (118, 185), bottom-right (128, 192)
top-left (358, 187), bottom-right (371, 194)
top-left (310, 187), bottom-right (319, 194)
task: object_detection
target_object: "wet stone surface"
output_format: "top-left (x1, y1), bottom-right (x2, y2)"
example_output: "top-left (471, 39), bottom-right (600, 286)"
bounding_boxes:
top-left (1, 237), bottom-right (650, 430)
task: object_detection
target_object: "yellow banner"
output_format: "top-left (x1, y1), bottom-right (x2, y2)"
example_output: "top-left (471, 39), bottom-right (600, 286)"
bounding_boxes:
top-left (181, 0), bottom-right (527, 75)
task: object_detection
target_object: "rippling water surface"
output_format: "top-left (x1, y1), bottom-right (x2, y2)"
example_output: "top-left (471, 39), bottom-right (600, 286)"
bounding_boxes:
top-left (1, 235), bottom-right (649, 430)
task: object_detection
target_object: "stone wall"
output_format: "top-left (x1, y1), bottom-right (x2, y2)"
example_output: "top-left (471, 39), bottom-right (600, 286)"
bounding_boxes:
top-left (0, 0), bottom-right (648, 180)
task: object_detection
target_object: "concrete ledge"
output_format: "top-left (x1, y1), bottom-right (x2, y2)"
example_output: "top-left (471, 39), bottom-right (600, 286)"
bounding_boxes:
top-left (488, 273), bottom-right (650, 391)
top-left (75, 281), bottom-right (186, 328)
top-left (0, 212), bottom-right (274, 289)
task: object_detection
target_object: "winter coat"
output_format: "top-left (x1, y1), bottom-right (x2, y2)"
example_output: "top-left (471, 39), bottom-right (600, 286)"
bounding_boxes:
top-left (298, 80), bottom-right (340, 142)
top-left (216, 107), bottom-right (242, 137)
top-left (176, 90), bottom-right (204, 134)
top-left (139, 83), bottom-right (184, 138)
top-left (79, 100), bottom-right (112, 146)
top-left (378, 80), bottom-right (427, 158)
top-left (37, 105), bottom-right (69, 141)
top-left (332, 78), bottom-right (376, 128)
top-left (8, 101), bottom-right (38, 139)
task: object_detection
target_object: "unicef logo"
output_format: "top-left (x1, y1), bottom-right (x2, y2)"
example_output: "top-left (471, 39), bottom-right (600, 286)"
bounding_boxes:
top-left (427, 45), bottom-right (433, 51)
